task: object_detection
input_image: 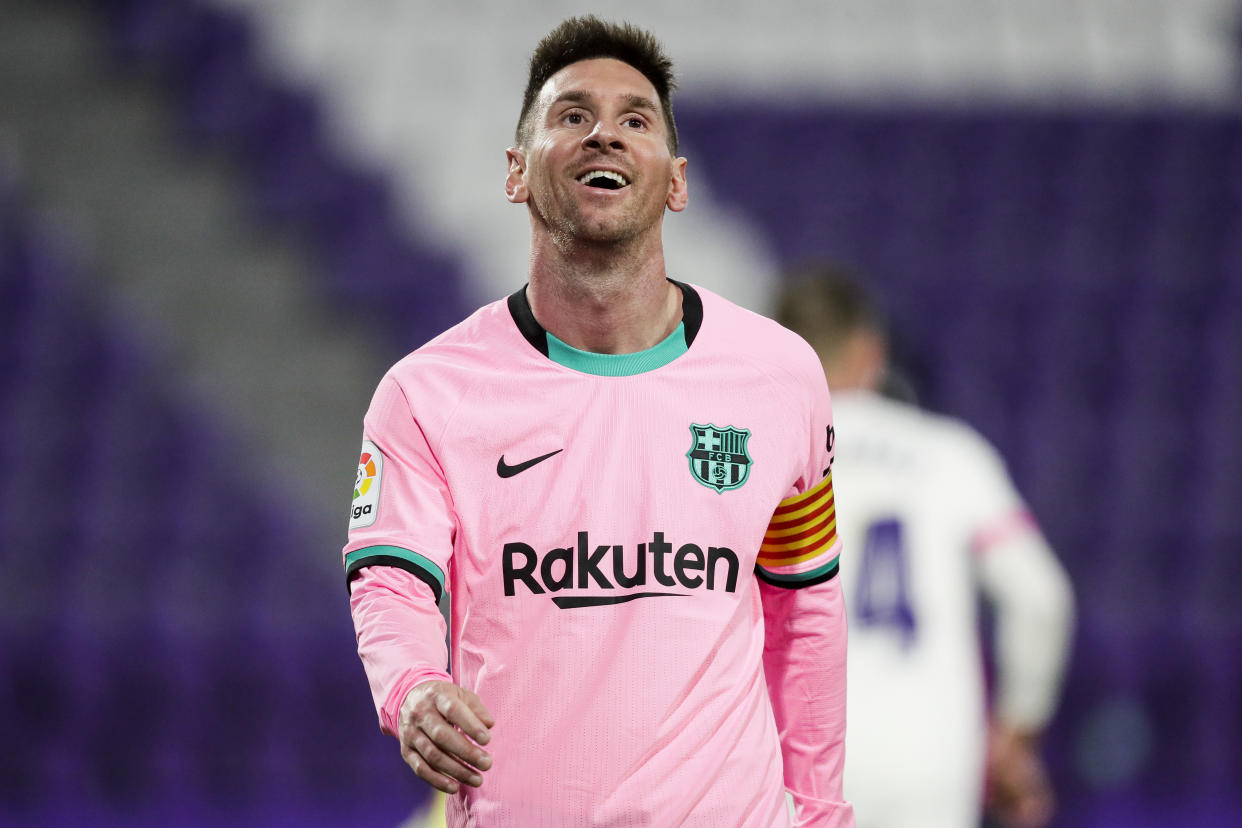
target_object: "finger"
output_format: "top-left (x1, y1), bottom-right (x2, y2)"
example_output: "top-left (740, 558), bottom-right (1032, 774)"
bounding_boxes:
top-left (401, 742), bottom-right (465, 794)
top-left (459, 689), bottom-right (496, 731)
top-left (406, 730), bottom-right (486, 786)
top-left (436, 690), bottom-right (495, 745)
top-left (421, 715), bottom-right (493, 772)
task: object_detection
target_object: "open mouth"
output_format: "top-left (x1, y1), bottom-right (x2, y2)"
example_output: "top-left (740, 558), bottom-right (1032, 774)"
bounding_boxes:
top-left (577, 170), bottom-right (630, 190)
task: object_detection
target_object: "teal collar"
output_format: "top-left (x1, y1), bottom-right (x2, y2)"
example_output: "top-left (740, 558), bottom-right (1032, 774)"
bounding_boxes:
top-left (545, 323), bottom-right (687, 376)
top-left (507, 281), bottom-right (703, 377)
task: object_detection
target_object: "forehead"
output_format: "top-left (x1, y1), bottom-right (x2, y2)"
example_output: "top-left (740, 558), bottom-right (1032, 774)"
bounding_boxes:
top-left (537, 57), bottom-right (661, 114)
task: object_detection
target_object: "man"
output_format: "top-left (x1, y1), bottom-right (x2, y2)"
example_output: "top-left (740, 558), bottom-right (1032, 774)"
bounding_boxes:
top-left (343, 17), bottom-right (853, 827)
top-left (775, 267), bottom-right (1074, 828)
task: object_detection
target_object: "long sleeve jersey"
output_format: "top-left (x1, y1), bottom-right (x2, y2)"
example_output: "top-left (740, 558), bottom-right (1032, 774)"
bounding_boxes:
top-left (344, 283), bottom-right (854, 827)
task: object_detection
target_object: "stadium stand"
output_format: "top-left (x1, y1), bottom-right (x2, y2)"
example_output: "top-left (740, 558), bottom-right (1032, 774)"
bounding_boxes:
top-left (1, 0), bottom-right (1240, 826)
top-left (0, 1), bottom-right (448, 824)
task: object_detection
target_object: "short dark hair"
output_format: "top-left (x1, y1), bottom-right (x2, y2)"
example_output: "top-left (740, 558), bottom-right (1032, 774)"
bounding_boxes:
top-left (515, 16), bottom-right (679, 153)
top-left (774, 263), bottom-right (886, 359)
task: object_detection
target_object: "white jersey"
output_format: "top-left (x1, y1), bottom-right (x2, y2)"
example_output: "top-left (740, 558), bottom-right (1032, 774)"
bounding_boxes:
top-left (832, 391), bottom-right (1071, 828)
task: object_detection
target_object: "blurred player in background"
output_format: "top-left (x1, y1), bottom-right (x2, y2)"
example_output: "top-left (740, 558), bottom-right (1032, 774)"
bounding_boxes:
top-left (344, 18), bottom-right (853, 826)
top-left (775, 266), bottom-right (1074, 828)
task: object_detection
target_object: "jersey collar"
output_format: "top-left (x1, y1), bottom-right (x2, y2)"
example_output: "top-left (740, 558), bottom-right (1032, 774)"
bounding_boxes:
top-left (507, 280), bottom-right (703, 376)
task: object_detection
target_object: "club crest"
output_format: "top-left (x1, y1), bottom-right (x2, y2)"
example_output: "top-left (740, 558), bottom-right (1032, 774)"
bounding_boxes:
top-left (687, 423), bottom-right (752, 493)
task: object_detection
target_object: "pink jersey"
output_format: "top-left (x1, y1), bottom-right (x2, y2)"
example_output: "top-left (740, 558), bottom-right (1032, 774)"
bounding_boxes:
top-left (344, 283), bottom-right (853, 826)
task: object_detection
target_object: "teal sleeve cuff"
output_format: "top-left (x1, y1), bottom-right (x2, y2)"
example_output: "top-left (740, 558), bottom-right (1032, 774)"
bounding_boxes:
top-left (345, 545), bottom-right (447, 603)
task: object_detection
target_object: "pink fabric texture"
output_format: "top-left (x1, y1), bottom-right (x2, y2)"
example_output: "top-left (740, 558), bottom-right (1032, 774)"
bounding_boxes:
top-left (344, 286), bottom-right (852, 826)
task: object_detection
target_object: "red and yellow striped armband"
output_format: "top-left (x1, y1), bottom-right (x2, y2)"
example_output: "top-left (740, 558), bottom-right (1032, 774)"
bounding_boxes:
top-left (755, 471), bottom-right (841, 589)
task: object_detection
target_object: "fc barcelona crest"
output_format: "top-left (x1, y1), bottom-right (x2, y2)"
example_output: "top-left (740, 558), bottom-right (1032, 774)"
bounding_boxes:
top-left (687, 423), bottom-right (753, 493)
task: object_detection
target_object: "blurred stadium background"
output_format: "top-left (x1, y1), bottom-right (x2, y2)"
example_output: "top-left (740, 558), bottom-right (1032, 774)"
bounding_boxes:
top-left (1, 0), bottom-right (1240, 825)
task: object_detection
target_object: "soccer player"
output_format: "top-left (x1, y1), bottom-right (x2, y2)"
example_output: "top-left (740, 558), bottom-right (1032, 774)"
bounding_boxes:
top-left (343, 17), bottom-right (854, 827)
top-left (775, 267), bottom-right (1074, 828)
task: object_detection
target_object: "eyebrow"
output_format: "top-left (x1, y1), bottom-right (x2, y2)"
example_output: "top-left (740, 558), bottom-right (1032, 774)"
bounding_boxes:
top-left (552, 89), bottom-right (661, 117)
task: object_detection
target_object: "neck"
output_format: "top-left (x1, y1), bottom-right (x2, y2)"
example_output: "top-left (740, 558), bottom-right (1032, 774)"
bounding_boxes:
top-left (526, 232), bottom-right (681, 354)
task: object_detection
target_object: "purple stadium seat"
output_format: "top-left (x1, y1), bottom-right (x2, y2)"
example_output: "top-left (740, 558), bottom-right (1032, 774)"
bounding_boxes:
top-left (7, 4), bottom-right (1237, 825)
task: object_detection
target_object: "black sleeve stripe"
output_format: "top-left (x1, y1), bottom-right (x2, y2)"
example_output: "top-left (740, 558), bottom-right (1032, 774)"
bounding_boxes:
top-left (754, 559), bottom-right (840, 590)
top-left (346, 554), bottom-right (444, 603)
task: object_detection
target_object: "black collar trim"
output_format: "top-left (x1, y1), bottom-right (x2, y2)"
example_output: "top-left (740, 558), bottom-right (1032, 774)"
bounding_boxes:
top-left (507, 285), bottom-right (548, 355)
top-left (507, 280), bottom-right (702, 358)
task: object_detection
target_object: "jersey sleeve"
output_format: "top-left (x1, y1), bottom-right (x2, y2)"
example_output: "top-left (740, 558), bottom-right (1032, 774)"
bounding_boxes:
top-left (349, 565), bottom-right (453, 735)
top-left (958, 433), bottom-right (1075, 731)
top-left (756, 349), bottom-right (841, 589)
top-left (761, 577), bottom-right (853, 826)
top-left (954, 431), bottom-right (1035, 557)
top-left (342, 371), bottom-right (458, 734)
top-left (343, 372), bottom-right (456, 598)
top-left (977, 528), bottom-right (1074, 731)
top-left (758, 358), bottom-right (854, 826)
top-left (756, 471), bottom-right (841, 588)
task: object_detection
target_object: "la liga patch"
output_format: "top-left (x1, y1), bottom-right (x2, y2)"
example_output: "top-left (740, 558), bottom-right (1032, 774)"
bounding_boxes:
top-left (349, 440), bottom-right (383, 529)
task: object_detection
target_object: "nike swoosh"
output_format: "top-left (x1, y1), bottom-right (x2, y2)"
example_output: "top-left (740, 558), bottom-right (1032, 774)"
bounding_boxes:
top-left (496, 449), bottom-right (563, 478)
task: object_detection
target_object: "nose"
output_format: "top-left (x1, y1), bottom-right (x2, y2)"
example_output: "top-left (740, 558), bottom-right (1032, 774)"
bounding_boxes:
top-left (583, 119), bottom-right (625, 152)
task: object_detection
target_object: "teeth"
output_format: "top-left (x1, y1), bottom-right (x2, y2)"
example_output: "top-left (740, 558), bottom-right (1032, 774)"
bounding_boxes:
top-left (577, 170), bottom-right (629, 187)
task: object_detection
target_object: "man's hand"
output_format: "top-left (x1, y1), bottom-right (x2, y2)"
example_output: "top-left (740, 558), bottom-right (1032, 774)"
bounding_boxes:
top-left (985, 724), bottom-right (1055, 828)
top-left (398, 680), bottom-right (495, 794)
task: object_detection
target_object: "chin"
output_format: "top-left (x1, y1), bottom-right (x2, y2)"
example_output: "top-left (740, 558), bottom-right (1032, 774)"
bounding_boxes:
top-left (582, 224), bottom-right (635, 243)
top-left (563, 215), bottom-right (635, 244)
top-left (579, 210), bottom-right (663, 244)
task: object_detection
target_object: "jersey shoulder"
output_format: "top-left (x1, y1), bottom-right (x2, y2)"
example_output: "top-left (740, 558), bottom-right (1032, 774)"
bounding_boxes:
top-left (832, 393), bottom-right (1026, 531)
top-left (369, 297), bottom-right (521, 433)
top-left (834, 392), bottom-right (1005, 474)
top-left (691, 284), bottom-right (826, 389)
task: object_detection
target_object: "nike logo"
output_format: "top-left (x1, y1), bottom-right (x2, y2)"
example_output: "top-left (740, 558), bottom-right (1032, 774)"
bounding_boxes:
top-left (496, 449), bottom-right (563, 478)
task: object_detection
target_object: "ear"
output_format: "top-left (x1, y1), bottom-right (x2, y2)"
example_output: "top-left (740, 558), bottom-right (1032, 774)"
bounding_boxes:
top-left (505, 148), bottom-right (528, 204)
top-left (666, 156), bottom-right (688, 213)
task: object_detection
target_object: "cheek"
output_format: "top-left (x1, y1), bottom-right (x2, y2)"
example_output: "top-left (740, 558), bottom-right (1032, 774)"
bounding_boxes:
top-left (528, 152), bottom-right (562, 187)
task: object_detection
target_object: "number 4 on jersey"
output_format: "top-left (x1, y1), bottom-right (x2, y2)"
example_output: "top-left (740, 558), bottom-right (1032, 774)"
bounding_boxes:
top-left (854, 518), bottom-right (917, 648)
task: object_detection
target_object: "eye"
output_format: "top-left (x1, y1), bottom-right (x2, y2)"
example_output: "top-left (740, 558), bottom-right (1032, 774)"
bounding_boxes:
top-left (625, 117), bottom-right (647, 130)
top-left (564, 111), bottom-right (586, 126)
